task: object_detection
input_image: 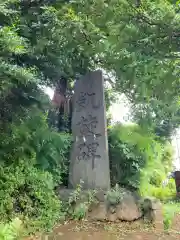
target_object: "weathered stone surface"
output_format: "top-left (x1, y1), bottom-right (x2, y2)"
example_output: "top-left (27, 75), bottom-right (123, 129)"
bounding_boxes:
top-left (95, 190), bottom-right (106, 202)
top-left (116, 193), bottom-right (142, 221)
top-left (151, 200), bottom-right (162, 210)
top-left (69, 70), bottom-right (110, 190)
top-left (152, 209), bottom-right (164, 232)
top-left (88, 203), bottom-right (107, 221)
top-left (59, 188), bottom-right (166, 226)
top-left (107, 213), bottom-right (118, 222)
top-left (58, 188), bottom-right (72, 201)
top-left (143, 198), bottom-right (163, 231)
top-left (150, 200), bottom-right (163, 231)
top-left (143, 197), bottom-right (162, 211)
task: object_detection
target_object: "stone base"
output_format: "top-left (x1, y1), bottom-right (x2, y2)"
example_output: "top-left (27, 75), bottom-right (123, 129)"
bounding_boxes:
top-left (57, 187), bottom-right (164, 231)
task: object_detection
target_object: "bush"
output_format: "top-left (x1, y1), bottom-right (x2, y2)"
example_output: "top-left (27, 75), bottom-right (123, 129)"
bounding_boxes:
top-left (64, 181), bottom-right (97, 220)
top-left (163, 201), bottom-right (180, 230)
top-left (161, 142), bottom-right (174, 174)
top-left (0, 109), bottom-right (72, 233)
top-left (140, 142), bottom-right (175, 200)
top-left (105, 184), bottom-right (124, 205)
top-left (72, 203), bottom-right (88, 220)
top-left (0, 218), bottom-right (22, 240)
top-left (108, 123), bottom-right (158, 190)
top-left (142, 181), bottom-right (176, 201)
top-left (108, 123), bottom-right (175, 200)
top-left (33, 128), bottom-right (72, 186)
top-left (0, 161), bottom-right (61, 234)
top-left (0, 110), bottom-right (72, 186)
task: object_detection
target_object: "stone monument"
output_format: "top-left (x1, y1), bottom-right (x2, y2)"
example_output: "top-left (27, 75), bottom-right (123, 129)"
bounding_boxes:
top-left (69, 70), bottom-right (110, 190)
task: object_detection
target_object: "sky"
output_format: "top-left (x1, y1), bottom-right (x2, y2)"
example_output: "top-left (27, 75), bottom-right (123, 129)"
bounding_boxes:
top-left (44, 86), bottom-right (132, 123)
top-left (43, 86), bottom-right (54, 100)
top-left (109, 94), bottom-right (132, 124)
top-left (44, 86), bottom-right (180, 169)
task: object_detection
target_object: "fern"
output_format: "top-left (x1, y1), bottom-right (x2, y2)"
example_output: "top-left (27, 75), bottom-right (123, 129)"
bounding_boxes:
top-left (0, 218), bottom-right (22, 240)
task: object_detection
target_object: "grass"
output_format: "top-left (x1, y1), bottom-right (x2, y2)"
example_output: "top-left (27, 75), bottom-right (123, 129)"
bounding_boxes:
top-left (163, 200), bottom-right (180, 230)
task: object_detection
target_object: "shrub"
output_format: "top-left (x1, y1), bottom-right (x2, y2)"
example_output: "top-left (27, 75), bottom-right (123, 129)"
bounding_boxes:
top-left (0, 109), bottom-right (71, 233)
top-left (161, 141), bottom-right (174, 174)
top-left (72, 203), bottom-right (88, 220)
top-left (0, 111), bottom-right (72, 186)
top-left (0, 218), bottom-right (22, 240)
top-left (33, 129), bottom-right (72, 186)
top-left (108, 123), bottom-right (158, 190)
top-left (163, 201), bottom-right (180, 230)
top-left (65, 181), bottom-right (97, 220)
top-left (0, 161), bottom-right (61, 234)
top-left (140, 142), bottom-right (175, 200)
top-left (142, 181), bottom-right (176, 201)
top-left (105, 184), bottom-right (124, 205)
top-left (108, 123), bottom-right (175, 200)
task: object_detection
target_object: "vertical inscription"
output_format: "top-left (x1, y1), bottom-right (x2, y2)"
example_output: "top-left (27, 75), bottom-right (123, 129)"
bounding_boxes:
top-left (69, 70), bottom-right (110, 190)
top-left (76, 115), bottom-right (101, 168)
top-left (77, 115), bottom-right (101, 137)
top-left (76, 92), bottom-right (101, 112)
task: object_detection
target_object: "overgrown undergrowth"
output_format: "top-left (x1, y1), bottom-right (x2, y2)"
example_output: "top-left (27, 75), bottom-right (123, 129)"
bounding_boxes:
top-left (163, 201), bottom-right (180, 230)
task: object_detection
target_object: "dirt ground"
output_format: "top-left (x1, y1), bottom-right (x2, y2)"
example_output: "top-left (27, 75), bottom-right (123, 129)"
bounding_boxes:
top-left (38, 220), bottom-right (180, 240)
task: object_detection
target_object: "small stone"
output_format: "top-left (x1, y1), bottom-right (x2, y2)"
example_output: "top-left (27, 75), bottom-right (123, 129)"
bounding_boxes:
top-left (88, 203), bottom-right (107, 221)
top-left (107, 213), bottom-right (118, 222)
top-left (143, 197), bottom-right (163, 232)
top-left (151, 200), bottom-right (162, 210)
top-left (57, 232), bottom-right (64, 236)
top-left (116, 193), bottom-right (142, 221)
top-left (143, 197), bottom-right (162, 211)
top-left (95, 190), bottom-right (106, 202)
top-left (58, 188), bottom-right (72, 201)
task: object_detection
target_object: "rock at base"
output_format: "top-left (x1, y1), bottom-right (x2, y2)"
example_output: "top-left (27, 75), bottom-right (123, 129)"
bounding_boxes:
top-left (143, 197), bottom-right (163, 232)
top-left (116, 192), bottom-right (142, 221)
top-left (88, 203), bottom-right (107, 221)
top-left (107, 213), bottom-right (118, 222)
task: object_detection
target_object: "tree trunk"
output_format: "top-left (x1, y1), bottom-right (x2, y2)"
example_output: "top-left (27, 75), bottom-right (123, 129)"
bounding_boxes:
top-left (50, 77), bottom-right (73, 133)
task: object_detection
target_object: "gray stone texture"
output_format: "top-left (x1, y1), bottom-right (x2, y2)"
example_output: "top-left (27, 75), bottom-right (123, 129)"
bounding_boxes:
top-left (69, 70), bottom-right (110, 190)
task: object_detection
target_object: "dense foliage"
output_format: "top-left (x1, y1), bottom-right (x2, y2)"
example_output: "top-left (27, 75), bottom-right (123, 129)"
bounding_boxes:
top-left (108, 124), bottom-right (175, 199)
top-left (0, 107), bottom-right (71, 232)
top-left (1, 0), bottom-right (179, 136)
top-left (0, 218), bottom-right (22, 240)
top-left (0, 163), bottom-right (61, 233)
top-left (0, 0), bottom-right (179, 234)
top-left (61, 0), bottom-right (180, 136)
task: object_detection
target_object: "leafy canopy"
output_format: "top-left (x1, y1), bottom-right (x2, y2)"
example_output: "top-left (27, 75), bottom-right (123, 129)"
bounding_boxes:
top-left (1, 0), bottom-right (180, 135)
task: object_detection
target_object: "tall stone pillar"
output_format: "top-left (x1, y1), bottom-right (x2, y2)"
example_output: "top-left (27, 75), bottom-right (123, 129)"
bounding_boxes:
top-left (69, 70), bottom-right (110, 190)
